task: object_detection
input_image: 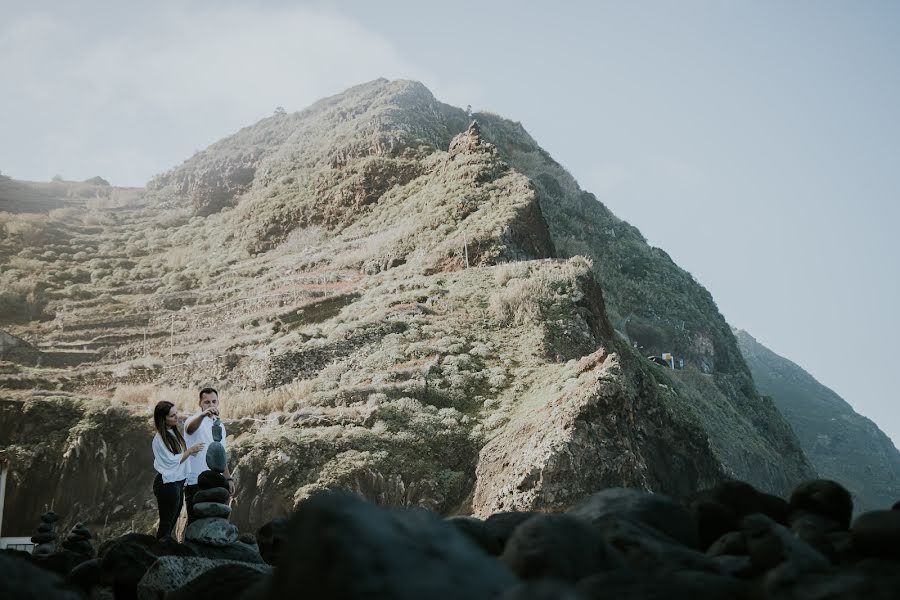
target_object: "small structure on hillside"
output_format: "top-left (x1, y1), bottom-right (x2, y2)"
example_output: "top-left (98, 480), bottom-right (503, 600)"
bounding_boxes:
top-left (648, 355), bottom-right (670, 367)
top-left (647, 352), bottom-right (683, 370)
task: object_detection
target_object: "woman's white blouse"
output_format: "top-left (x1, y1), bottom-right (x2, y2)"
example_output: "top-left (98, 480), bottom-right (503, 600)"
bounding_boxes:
top-left (152, 431), bottom-right (187, 483)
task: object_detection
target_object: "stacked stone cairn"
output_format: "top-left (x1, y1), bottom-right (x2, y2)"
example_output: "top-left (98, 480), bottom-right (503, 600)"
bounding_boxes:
top-left (61, 522), bottom-right (94, 558)
top-left (183, 418), bottom-right (262, 563)
top-left (31, 510), bottom-right (59, 556)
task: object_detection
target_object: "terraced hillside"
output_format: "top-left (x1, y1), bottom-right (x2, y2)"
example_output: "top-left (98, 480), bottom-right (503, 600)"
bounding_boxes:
top-left (0, 79), bottom-right (814, 538)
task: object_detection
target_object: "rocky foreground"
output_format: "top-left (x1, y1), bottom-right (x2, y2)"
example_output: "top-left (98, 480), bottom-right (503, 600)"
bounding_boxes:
top-left (3, 478), bottom-right (900, 599)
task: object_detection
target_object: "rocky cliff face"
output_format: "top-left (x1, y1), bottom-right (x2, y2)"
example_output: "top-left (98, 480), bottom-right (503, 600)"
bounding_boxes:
top-left (472, 348), bottom-right (723, 516)
top-left (0, 394), bottom-right (154, 537)
top-left (0, 79), bottom-right (816, 536)
top-left (736, 329), bottom-right (900, 512)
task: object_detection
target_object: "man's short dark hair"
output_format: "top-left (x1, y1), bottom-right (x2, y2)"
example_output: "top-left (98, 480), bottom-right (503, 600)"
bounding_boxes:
top-left (199, 387), bottom-right (218, 401)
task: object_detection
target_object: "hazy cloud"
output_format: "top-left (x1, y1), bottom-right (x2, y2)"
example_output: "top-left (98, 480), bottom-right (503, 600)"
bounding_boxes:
top-left (0, 3), bottom-right (453, 185)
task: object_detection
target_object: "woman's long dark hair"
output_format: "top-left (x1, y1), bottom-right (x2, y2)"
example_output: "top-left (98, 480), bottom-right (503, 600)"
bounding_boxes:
top-left (153, 401), bottom-right (187, 455)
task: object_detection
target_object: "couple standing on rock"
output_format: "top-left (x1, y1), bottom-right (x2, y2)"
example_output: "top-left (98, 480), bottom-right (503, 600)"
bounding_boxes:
top-left (150, 387), bottom-right (236, 539)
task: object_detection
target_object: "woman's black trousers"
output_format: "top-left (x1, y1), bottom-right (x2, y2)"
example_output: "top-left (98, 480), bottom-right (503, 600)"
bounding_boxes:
top-left (153, 474), bottom-right (185, 539)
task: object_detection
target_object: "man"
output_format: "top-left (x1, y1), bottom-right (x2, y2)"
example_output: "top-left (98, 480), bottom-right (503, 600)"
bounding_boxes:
top-left (184, 387), bottom-right (235, 524)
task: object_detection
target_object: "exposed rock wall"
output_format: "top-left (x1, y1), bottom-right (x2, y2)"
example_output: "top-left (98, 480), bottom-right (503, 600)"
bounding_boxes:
top-left (473, 348), bottom-right (724, 516)
top-left (0, 396), bottom-right (154, 537)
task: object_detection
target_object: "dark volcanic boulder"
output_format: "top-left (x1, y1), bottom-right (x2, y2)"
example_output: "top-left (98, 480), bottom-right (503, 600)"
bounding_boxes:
top-left (500, 580), bottom-right (587, 599)
top-left (763, 558), bottom-right (900, 600)
top-left (500, 514), bottom-right (623, 581)
top-left (0, 551), bottom-right (81, 599)
top-left (198, 471), bottom-right (228, 490)
top-left (447, 516), bottom-right (502, 556)
top-left (483, 511), bottom-right (535, 552)
top-left (741, 513), bottom-right (830, 574)
top-left (690, 499), bottom-right (739, 551)
top-left (137, 556), bottom-right (271, 600)
top-left (101, 533), bottom-right (196, 600)
top-left (31, 549), bottom-right (91, 577)
top-left (569, 488), bottom-right (699, 549)
top-left (706, 531), bottom-right (746, 557)
top-left (256, 517), bottom-right (289, 565)
top-left (850, 510), bottom-right (900, 559)
top-left (193, 502), bottom-right (232, 519)
top-left (66, 557), bottom-right (103, 595)
top-left (185, 541), bottom-right (265, 564)
top-left (690, 480), bottom-right (791, 550)
top-left (578, 569), bottom-right (752, 600)
top-left (701, 481), bottom-right (767, 519)
top-left (269, 491), bottom-right (516, 599)
top-left (194, 487), bottom-right (230, 504)
top-left (168, 562), bottom-right (269, 600)
top-left (790, 479), bottom-right (854, 530)
top-left (582, 515), bottom-right (722, 574)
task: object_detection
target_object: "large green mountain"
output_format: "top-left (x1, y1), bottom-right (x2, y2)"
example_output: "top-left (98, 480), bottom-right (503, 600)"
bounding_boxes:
top-left (0, 79), bottom-right (814, 536)
top-left (736, 329), bottom-right (900, 511)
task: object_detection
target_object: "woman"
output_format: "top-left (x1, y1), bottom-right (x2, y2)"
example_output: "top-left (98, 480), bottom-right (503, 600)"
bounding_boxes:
top-left (152, 401), bottom-right (203, 539)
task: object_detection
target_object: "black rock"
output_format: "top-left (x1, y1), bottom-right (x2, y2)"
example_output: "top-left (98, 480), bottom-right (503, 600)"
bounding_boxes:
top-left (31, 549), bottom-right (91, 577)
top-left (168, 563), bottom-right (269, 600)
top-left (100, 533), bottom-right (195, 600)
top-left (483, 511), bottom-right (535, 552)
top-left (759, 493), bottom-right (791, 525)
top-left (500, 514), bottom-right (623, 582)
top-left (826, 530), bottom-right (858, 565)
top-left (185, 540), bottom-right (265, 563)
top-left (37, 523), bottom-right (53, 533)
top-left (40, 511), bottom-right (60, 524)
top-left (193, 487), bottom-right (230, 504)
top-left (711, 554), bottom-right (755, 579)
top-left (790, 479), bottom-right (854, 530)
top-left (569, 488), bottom-right (699, 549)
top-left (70, 524), bottom-right (92, 539)
top-left (101, 533), bottom-right (160, 599)
top-left (198, 471), bottom-right (228, 490)
top-left (763, 558), bottom-right (900, 600)
top-left (31, 531), bottom-right (57, 544)
top-left (447, 516), bottom-right (502, 556)
top-left (500, 580), bottom-right (587, 599)
top-left (704, 481), bottom-right (766, 518)
top-left (850, 510), bottom-right (900, 559)
top-left (578, 569), bottom-right (752, 600)
top-left (791, 513), bottom-right (839, 562)
top-left (238, 533), bottom-right (258, 546)
top-left (66, 557), bottom-right (103, 594)
top-left (152, 535), bottom-right (198, 558)
top-left (584, 515), bottom-right (722, 574)
top-left (892, 500), bottom-right (900, 511)
top-left (270, 490), bottom-right (516, 599)
top-left (0, 552), bottom-right (81, 599)
top-left (256, 517), bottom-right (289, 566)
top-left (690, 499), bottom-right (739, 551)
top-left (741, 513), bottom-right (830, 575)
top-left (706, 531), bottom-right (746, 557)
top-left (61, 539), bottom-right (94, 556)
top-left (193, 501), bottom-right (232, 519)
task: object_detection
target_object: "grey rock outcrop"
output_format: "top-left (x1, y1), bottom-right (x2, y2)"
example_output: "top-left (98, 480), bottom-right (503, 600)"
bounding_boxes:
top-left (136, 556), bottom-right (271, 600)
top-left (184, 518), bottom-right (238, 547)
top-left (473, 350), bottom-right (724, 516)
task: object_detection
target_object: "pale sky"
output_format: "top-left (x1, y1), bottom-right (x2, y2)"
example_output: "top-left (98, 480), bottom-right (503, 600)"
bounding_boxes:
top-left (2, 1), bottom-right (898, 447)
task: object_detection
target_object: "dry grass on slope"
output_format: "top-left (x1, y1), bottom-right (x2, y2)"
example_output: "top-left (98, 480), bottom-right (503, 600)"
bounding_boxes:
top-left (111, 380), bottom-right (313, 420)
